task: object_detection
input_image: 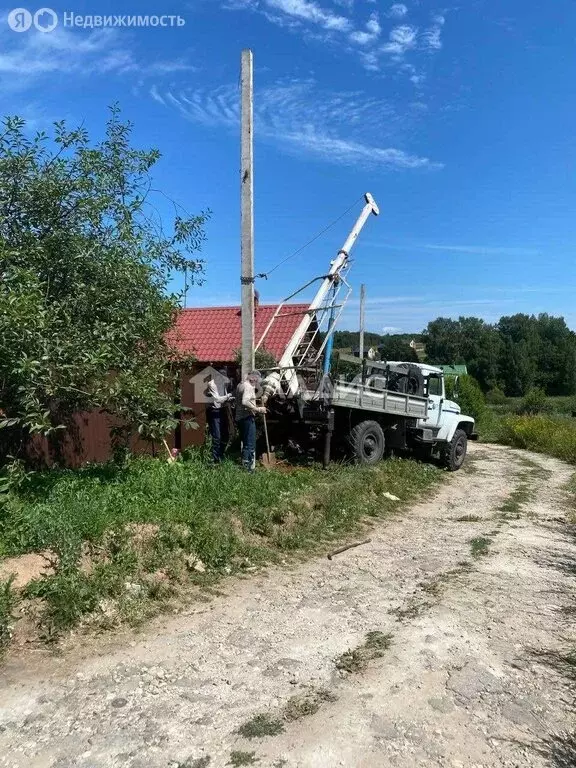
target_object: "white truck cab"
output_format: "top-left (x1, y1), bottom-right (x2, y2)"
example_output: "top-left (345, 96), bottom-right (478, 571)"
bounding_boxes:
top-left (400, 363), bottom-right (476, 470)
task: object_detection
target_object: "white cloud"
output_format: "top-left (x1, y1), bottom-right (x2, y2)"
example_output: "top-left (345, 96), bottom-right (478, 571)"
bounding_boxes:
top-left (386, 24), bottom-right (417, 51)
top-left (150, 84), bottom-right (166, 106)
top-left (422, 15), bottom-right (445, 50)
top-left (382, 326), bottom-right (403, 333)
top-left (0, 26), bottom-right (133, 82)
top-left (155, 79), bottom-right (442, 171)
top-left (0, 23), bottom-right (195, 92)
top-left (388, 3), bottom-right (408, 18)
top-left (349, 11), bottom-right (381, 45)
top-left (262, 0), bottom-right (352, 31)
top-left (423, 244), bottom-right (541, 256)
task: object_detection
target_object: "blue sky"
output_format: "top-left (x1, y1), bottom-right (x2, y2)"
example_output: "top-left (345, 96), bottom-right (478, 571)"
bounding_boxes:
top-left (1, 0), bottom-right (575, 334)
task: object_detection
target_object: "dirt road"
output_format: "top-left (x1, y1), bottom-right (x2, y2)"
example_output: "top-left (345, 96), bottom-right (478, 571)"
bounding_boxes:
top-left (1, 444), bottom-right (575, 768)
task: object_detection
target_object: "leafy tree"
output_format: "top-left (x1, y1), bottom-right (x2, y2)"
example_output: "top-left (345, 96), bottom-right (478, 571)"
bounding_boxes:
top-left (497, 314), bottom-right (539, 396)
top-left (234, 347), bottom-right (277, 372)
top-left (423, 316), bottom-right (500, 391)
top-left (423, 317), bottom-right (462, 365)
top-left (0, 107), bottom-right (208, 463)
top-left (377, 336), bottom-right (418, 362)
top-left (534, 314), bottom-right (576, 395)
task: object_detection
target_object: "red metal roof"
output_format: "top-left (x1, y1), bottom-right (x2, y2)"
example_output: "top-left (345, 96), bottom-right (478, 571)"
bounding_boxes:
top-left (168, 303), bottom-right (310, 363)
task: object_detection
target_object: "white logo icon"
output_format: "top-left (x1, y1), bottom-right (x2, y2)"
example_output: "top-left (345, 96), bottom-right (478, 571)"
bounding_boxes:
top-left (7, 7), bottom-right (32, 31)
top-left (7, 7), bottom-right (58, 32)
top-left (33, 7), bottom-right (57, 32)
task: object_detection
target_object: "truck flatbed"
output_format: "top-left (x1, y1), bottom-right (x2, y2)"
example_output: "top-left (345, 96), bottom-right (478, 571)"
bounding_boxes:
top-left (303, 380), bottom-right (429, 419)
top-left (330, 381), bottom-right (429, 418)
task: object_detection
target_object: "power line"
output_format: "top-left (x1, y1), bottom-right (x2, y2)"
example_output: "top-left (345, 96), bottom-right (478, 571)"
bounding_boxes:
top-left (260, 195), bottom-right (364, 279)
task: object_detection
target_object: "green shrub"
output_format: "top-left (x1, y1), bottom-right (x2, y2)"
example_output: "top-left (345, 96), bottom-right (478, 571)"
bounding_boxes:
top-left (517, 387), bottom-right (552, 416)
top-left (451, 375), bottom-right (487, 423)
top-left (486, 387), bottom-right (507, 405)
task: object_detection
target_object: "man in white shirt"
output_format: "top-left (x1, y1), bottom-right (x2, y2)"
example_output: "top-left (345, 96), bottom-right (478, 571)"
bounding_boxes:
top-left (205, 369), bottom-right (233, 464)
top-left (235, 370), bottom-right (266, 471)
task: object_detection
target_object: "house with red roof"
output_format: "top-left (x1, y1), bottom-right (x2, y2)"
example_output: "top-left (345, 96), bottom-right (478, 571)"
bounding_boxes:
top-left (168, 302), bottom-right (311, 363)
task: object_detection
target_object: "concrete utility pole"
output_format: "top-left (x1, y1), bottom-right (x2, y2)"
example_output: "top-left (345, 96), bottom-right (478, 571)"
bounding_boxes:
top-left (240, 48), bottom-right (255, 379)
top-left (359, 283), bottom-right (366, 360)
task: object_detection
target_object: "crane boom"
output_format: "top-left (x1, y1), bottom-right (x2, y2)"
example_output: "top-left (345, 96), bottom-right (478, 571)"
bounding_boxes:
top-left (261, 193), bottom-right (379, 401)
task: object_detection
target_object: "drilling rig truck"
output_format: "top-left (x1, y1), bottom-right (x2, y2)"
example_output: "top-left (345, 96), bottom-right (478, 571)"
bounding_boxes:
top-left (258, 194), bottom-right (477, 470)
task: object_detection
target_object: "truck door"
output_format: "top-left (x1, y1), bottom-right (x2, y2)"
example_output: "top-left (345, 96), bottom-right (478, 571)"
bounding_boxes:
top-left (424, 374), bottom-right (443, 427)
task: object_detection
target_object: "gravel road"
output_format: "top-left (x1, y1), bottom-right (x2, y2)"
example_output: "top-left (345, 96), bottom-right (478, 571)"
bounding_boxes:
top-left (1, 443), bottom-right (575, 768)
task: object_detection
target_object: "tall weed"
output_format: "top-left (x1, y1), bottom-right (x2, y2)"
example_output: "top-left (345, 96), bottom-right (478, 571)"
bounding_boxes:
top-left (496, 415), bottom-right (576, 465)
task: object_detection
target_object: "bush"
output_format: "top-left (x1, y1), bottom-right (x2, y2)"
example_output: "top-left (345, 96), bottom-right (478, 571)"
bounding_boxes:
top-left (486, 387), bottom-right (507, 405)
top-left (517, 387), bottom-right (552, 416)
top-left (450, 375), bottom-right (487, 423)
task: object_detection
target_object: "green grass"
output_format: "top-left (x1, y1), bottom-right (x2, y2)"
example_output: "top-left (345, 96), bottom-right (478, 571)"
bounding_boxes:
top-left (497, 481), bottom-right (533, 519)
top-left (470, 536), bottom-right (491, 558)
top-left (0, 454), bottom-right (442, 647)
top-left (237, 714), bottom-right (285, 739)
top-left (182, 759), bottom-right (211, 768)
top-left (482, 413), bottom-right (576, 465)
top-left (334, 630), bottom-right (393, 673)
top-left (228, 751), bottom-right (258, 766)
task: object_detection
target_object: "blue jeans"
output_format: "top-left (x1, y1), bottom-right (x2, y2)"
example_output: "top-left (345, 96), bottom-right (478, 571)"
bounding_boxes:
top-left (237, 415), bottom-right (256, 470)
top-left (207, 408), bottom-right (229, 463)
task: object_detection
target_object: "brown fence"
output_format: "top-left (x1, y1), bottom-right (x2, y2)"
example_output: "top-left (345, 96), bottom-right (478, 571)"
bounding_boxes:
top-left (21, 364), bottom-right (239, 468)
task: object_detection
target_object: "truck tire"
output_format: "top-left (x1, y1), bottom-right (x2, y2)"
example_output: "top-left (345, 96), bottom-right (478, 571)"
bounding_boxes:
top-left (348, 420), bottom-right (385, 465)
top-left (443, 429), bottom-right (467, 471)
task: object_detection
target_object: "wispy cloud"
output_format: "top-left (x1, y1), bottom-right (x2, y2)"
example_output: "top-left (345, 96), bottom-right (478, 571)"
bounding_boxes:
top-left (220, 0), bottom-right (445, 78)
top-left (381, 23), bottom-right (418, 55)
top-left (388, 4), bottom-right (408, 19)
top-left (349, 12), bottom-right (381, 45)
top-left (423, 244), bottom-right (541, 256)
top-left (0, 21), bottom-right (195, 94)
top-left (154, 79), bottom-right (442, 170)
top-left (234, 0), bottom-right (353, 31)
top-left (364, 242), bottom-right (542, 257)
top-left (422, 14), bottom-right (445, 51)
top-left (0, 26), bottom-right (133, 85)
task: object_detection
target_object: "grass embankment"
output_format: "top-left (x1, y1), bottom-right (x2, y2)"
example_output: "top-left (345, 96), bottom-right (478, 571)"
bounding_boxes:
top-left (0, 455), bottom-right (442, 651)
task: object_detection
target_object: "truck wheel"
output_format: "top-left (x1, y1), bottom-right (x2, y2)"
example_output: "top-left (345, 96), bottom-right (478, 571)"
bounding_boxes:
top-left (443, 429), bottom-right (467, 471)
top-left (348, 420), bottom-right (385, 465)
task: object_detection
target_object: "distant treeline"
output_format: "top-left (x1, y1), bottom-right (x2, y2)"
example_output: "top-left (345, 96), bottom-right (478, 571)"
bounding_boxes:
top-left (424, 314), bottom-right (576, 397)
top-left (332, 313), bottom-right (576, 397)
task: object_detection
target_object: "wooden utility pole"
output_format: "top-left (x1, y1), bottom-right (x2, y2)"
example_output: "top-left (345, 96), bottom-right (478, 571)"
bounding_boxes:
top-left (240, 48), bottom-right (255, 379)
top-left (359, 283), bottom-right (366, 360)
